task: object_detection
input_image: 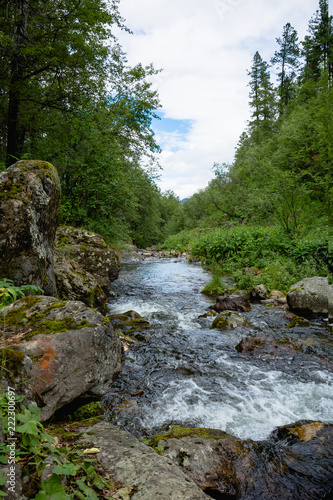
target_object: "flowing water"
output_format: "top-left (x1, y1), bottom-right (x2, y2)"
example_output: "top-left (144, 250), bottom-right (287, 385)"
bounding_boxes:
top-left (104, 257), bottom-right (333, 441)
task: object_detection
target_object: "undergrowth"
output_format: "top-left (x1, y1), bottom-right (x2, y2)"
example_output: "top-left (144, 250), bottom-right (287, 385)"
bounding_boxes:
top-left (0, 392), bottom-right (114, 499)
top-left (162, 224), bottom-right (332, 293)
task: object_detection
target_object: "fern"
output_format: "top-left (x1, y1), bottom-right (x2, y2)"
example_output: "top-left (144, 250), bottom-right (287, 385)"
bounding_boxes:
top-left (0, 279), bottom-right (44, 308)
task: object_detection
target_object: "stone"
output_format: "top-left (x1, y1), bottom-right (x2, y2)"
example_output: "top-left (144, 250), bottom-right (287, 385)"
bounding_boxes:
top-left (213, 295), bottom-right (251, 313)
top-left (54, 254), bottom-right (107, 314)
top-left (210, 311), bottom-right (251, 330)
top-left (287, 276), bottom-right (329, 317)
top-left (0, 296), bottom-right (121, 421)
top-left (55, 226), bottom-right (120, 295)
top-left (250, 284), bottom-right (269, 301)
top-left (0, 160), bottom-right (61, 295)
top-left (154, 421), bottom-right (333, 499)
top-left (79, 421), bottom-right (209, 499)
top-left (0, 464), bottom-right (27, 500)
top-left (235, 336), bottom-right (297, 354)
top-left (120, 244), bottom-right (145, 262)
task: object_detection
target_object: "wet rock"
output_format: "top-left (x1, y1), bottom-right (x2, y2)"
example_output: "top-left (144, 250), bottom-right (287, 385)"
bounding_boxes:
top-left (54, 255), bottom-right (107, 314)
top-left (210, 311), bottom-right (251, 330)
top-left (0, 296), bottom-right (121, 421)
top-left (79, 421), bottom-right (209, 499)
top-left (235, 336), bottom-right (297, 354)
top-left (55, 226), bottom-right (120, 295)
top-left (154, 421), bottom-right (333, 499)
top-left (287, 276), bottom-right (329, 317)
top-left (0, 160), bottom-right (60, 295)
top-left (213, 294), bottom-right (251, 313)
top-left (250, 284), bottom-right (269, 302)
top-left (120, 244), bottom-right (145, 262)
top-left (108, 310), bottom-right (150, 339)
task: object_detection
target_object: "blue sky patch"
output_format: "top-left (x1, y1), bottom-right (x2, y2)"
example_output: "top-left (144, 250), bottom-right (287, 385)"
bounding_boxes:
top-left (152, 111), bottom-right (194, 152)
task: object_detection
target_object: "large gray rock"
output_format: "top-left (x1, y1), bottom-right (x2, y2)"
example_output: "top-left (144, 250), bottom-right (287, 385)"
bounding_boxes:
top-left (79, 421), bottom-right (209, 500)
top-left (54, 254), bottom-right (107, 314)
top-left (55, 226), bottom-right (120, 295)
top-left (1, 296), bottom-right (121, 421)
top-left (0, 160), bottom-right (61, 295)
top-left (287, 276), bottom-right (329, 316)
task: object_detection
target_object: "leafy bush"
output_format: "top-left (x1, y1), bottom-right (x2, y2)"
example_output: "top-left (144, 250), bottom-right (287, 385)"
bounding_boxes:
top-left (0, 392), bottom-right (113, 499)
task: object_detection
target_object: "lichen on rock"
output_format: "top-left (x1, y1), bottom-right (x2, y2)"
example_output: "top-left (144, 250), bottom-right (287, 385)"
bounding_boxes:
top-left (0, 160), bottom-right (61, 295)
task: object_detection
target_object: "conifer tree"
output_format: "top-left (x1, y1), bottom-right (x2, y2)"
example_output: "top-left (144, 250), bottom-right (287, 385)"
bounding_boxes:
top-left (271, 23), bottom-right (300, 114)
top-left (247, 51), bottom-right (276, 140)
top-left (302, 0), bottom-right (333, 82)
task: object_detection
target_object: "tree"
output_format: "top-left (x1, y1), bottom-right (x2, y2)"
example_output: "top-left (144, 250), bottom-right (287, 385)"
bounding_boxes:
top-left (0, 0), bottom-right (126, 166)
top-left (271, 23), bottom-right (300, 114)
top-left (247, 52), bottom-right (276, 140)
top-left (302, 0), bottom-right (333, 82)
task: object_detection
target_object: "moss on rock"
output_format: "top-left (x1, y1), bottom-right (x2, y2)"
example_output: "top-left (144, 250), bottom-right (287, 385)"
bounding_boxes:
top-left (148, 426), bottom-right (231, 449)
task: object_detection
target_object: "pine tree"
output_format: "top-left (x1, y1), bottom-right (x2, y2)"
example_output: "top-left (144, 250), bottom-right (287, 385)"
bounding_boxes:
top-left (271, 23), bottom-right (300, 114)
top-left (302, 0), bottom-right (333, 82)
top-left (247, 51), bottom-right (276, 140)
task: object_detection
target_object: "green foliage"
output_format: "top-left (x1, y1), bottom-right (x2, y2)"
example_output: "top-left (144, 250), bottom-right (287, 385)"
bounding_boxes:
top-left (0, 392), bottom-right (114, 499)
top-left (201, 261), bottom-right (226, 296)
top-left (0, 279), bottom-right (44, 308)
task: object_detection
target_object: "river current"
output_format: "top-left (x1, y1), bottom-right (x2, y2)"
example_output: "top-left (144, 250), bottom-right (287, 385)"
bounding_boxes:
top-left (104, 257), bottom-right (333, 441)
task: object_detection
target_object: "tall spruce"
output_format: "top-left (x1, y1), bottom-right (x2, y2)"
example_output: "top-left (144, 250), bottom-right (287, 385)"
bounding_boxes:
top-left (247, 51), bottom-right (275, 141)
top-left (302, 0), bottom-right (333, 82)
top-left (271, 23), bottom-right (300, 114)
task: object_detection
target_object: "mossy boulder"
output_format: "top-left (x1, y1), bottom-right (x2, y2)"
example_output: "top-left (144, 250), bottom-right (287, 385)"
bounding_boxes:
top-left (108, 310), bottom-right (150, 339)
top-left (55, 226), bottom-right (120, 295)
top-left (0, 160), bottom-right (61, 295)
top-left (210, 311), bottom-right (251, 330)
top-left (0, 296), bottom-right (122, 421)
top-left (287, 277), bottom-right (329, 317)
top-left (78, 421), bottom-right (209, 500)
top-left (54, 254), bottom-right (107, 314)
top-left (154, 421), bottom-right (333, 499)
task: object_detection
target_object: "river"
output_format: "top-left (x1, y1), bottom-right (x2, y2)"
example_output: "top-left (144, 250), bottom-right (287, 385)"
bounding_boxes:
top-left (104, 257), bottom-right (333, 441)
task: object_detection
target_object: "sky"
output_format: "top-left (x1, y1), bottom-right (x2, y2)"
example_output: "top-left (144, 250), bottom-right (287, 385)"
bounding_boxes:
top-left (116, 0), bottom-right (332, 199)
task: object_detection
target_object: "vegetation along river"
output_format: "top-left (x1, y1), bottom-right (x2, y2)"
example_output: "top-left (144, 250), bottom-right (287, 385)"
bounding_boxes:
top-left (104, 257), bottom-right (333, 441)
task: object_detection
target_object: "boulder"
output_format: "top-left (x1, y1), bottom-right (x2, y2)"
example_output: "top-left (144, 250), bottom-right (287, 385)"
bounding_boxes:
top-left (287, 276), bottom-right (329, 317)
top-left (235, 336), bottom-right (297, 354)
top-left (120, 244), bottom-right (145, 262)
top-left (250, 284), bottom-right (269, 302)
top-left (0, 296), bottom-right (121, 421)
top-left (55, 226), bottom-right (120, 295)
top-left (0, 160), bottom-right (61, 295)
top-left (210, 311), bottom-right (251, 330)
top-left (54, 254), bottom-right (107, 314)
top-left (213, 295), bottom-right (250, 313)
top-left (154, 421), bottom-right (333, 499)
top-left (79, 421), bottom-right (209, 500)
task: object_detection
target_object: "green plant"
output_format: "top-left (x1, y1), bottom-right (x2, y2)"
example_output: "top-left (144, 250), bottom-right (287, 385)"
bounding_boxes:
top-left (0, 279), bottom-right (44, 376)
top-left (0, 392), bottom-right (114, 498)
top-left (0, 279), bottom-right (44, 308)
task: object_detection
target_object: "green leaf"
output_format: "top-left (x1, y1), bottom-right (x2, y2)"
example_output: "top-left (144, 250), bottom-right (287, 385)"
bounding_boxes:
top-left (52, 463), bottom-right (79, 476)
top-left (34, 475), bottom-right (71, 500)
top-left (16, 421), bottom-right (40, 435)
top-left (0, 470), bottom-right (7, 486)
top-left (76, 479), bottom-right (99, 500)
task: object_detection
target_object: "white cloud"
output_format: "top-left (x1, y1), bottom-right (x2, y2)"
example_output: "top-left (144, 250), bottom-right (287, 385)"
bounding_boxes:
top-left (116, 0), bottom-right (330, 198)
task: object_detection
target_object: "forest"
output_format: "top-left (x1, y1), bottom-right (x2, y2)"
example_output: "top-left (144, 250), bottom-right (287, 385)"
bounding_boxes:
top-left (0, 0), bottom-right (332, 291)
